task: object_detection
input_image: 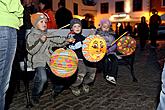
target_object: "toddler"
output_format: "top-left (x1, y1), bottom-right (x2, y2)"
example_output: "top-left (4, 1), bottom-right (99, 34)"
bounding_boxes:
top-left (67, 18), bottom-right (96, 96)
top-left (95, 19), bottom-right (118, 85)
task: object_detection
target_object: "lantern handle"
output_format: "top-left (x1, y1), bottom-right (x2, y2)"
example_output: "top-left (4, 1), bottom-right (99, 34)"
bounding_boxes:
top-left (110, 31), bottom-right (128, 46)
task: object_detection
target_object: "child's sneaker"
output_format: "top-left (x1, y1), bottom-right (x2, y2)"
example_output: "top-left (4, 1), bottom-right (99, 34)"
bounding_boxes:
top-left (70, 87), bottom-right (81, 96)
top-left (82, 84), bottom-right (90, 93)
top-left (106, 75), bottom-right (116, 85)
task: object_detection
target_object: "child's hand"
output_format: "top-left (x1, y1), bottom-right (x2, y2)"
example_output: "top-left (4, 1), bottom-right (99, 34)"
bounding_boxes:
top-left (67, 38), bottom-right (75, 43)
top-left (40, 35), bottom-right (47, 42)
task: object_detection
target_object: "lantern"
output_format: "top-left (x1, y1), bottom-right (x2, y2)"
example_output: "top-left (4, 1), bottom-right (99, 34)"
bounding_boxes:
top-left (117, 36), bottom-right (136, 56)
top-left (82, 35), bottom-right (107, 62)
top-left (49, 48), bottom-right (78, 78)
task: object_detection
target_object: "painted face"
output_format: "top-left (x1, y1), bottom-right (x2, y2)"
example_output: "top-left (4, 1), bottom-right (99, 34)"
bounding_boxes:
top-left (101, 23), bottom-right (110, 32)
top-left (71, 24), bottom-right (82, 34)
top-left (82, 35), bottom-right (107, 62)
top-left (36, 18), bottom-right (48, 31)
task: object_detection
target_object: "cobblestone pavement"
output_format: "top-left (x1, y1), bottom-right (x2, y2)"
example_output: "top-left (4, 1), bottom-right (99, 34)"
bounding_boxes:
top-left (6, 40), bottom-right (165, 110)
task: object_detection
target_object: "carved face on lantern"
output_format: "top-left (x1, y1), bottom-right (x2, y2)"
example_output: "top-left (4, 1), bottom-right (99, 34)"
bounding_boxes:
top-left (82, 35), bottom-right (107, 62)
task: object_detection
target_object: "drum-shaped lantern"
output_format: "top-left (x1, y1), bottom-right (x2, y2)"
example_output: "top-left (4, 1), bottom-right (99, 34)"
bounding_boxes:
top-left (117, 36), bottom-right (136, 56)
top-left (49, 48), bottom-right (78, 78)
top-left (82, 35), bottom-right (107, 62)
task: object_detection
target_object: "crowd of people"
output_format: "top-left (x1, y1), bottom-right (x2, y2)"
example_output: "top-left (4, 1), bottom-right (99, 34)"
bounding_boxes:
top-left (0, 0), bottom-right (164, 110)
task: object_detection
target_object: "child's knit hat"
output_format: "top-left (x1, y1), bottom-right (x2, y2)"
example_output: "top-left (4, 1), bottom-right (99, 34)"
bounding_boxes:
top-left (70, 18), bottom-right (82, 28)
top-left (30, 12), bottom-right (47, 27)
top-left (99, 19), bottom-right (111, 27)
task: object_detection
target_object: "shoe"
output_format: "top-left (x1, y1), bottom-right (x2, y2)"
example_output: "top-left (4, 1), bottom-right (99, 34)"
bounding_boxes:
top-left (106, 75), bottom-right (116, 85)
top-left (114, 53), bottom-right (122, 59)
top-left (70, 87), bottom-right (81, 96)
top-left (82, 84), bottom-right (90, 93)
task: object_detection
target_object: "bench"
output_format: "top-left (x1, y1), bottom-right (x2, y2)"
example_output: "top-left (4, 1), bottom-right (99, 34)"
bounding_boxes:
top-left (22, 29), bottom-right (137, 107)
top-left (117, 52), bottom-right (138, 82)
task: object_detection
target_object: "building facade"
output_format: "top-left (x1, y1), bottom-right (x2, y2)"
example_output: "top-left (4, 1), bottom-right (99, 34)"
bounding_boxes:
top-left (32, 0), bottom-right (164, 28)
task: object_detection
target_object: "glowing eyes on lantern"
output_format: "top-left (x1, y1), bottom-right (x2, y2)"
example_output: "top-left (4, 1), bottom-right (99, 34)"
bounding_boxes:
top-left (92, 40), bottom-right (98, 48)
top-left (100, 41), bottom-right (104, 48)
top-left (92, 40), bottom-right (104, 49)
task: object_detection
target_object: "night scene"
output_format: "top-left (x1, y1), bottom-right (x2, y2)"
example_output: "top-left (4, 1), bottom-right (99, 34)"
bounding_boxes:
top-left (0, 0), bottom-right (165, 110)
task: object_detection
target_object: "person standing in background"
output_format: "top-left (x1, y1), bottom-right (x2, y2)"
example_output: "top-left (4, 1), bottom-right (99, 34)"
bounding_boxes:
top-left (125, 22), bottom-right (133, 36)
top-left (39, 0), bottom-right (57, 29)
top-left (137, 16), bottom-right (149, 50)
top-left (149, 9), bottom-right (161, 48)
top-left (0, 0), bottom-right (24, 109)
top-left (81, 16), bottom-right (90, 29)
top-left (55, 1), bottom-right (73, 28)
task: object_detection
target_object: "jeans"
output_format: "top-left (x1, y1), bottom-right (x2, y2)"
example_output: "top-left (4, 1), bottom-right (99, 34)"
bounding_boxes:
top-left (157, 63), bottom-right (165, 110)
top-left (0, 26), bottom-right (17, 110)
top-left (32, 67), bottom-right (47, 98)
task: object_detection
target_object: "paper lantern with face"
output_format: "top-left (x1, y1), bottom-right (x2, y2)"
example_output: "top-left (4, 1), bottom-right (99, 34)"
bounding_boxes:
top-left (49, 48), bottom-right (78, 78)
top-left (82, 35), bottom-right (107, 62)
top-left (117, 36), bottom-right (136, 56)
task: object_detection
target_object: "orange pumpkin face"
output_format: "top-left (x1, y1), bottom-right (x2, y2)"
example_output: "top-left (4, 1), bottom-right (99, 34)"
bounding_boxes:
top-left (82, 35), bottom-right (107, 62)
top-left (49, 48), bottom-right (78, 78)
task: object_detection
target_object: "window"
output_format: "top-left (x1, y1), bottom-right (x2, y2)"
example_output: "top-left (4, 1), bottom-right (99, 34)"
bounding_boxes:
top-left (101, 3), bottom-right (109, 14)
top-left (115, 1), bottom-right (124, 13)
top-left (82, 0), bottom-right (96, 6)
top-left (133, 0), bottom-right (142, 11)
top-left (74, 3), bottom-right (78, 15)
top-left (162, 0), bottom-right (165, 6)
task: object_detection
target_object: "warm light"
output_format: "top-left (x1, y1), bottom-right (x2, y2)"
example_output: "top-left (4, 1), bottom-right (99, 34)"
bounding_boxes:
top-left (112, 13), bottom-right (127, 18)
top-left (109, 16), bottom-right (114, 21)
top-left (117, 23), bottom-right (121, 27)
top-left (125, 0), bottom-right (131, 13)
top-left (73, 15), bottom-right (85, 20)
top-left (126, 15), bottom-right (130, 19)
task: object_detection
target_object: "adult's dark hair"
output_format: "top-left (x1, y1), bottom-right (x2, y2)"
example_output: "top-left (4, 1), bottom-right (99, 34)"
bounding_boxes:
top-left (58, 1), bottom-right (65, 8)
top-left (151, 9), bottom-right (158, 14)
top-left (39, 0), bottom-right (51, 10)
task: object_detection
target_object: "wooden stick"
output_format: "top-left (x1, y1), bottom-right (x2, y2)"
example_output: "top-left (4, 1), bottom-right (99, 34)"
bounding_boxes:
top-left (110, 31), bottom-right (128, 46)
top-left (58, 24), bottom-right (70, 30)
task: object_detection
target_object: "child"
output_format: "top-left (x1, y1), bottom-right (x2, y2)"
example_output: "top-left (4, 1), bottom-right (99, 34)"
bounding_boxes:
top-left (26, 12), bottom-right (74, 104)
top-left (67, 18), bottom-right (96, 96)
top-left (95, 19), bottom-right (118, 85)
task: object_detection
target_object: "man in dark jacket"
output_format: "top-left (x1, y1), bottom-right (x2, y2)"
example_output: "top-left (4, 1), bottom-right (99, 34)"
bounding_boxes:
top-left (149, 9), bottom-right (161, 48)
top-left (55, 1), bottom-right (73, 28)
